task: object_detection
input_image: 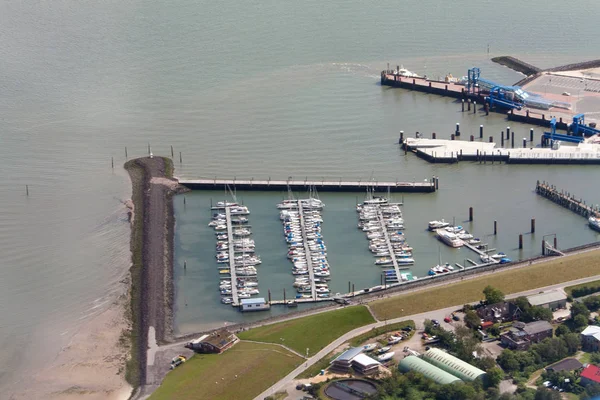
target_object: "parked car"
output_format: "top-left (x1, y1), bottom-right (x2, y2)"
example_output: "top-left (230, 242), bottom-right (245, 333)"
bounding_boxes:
top-left (452, 314), bottom-right (460, 321)
top-left (170, 355), bottom-right (186, 369)
top-left (402, 326), bottom-right (413, 332)
top-left (432, 319), bottom-right (440, 326)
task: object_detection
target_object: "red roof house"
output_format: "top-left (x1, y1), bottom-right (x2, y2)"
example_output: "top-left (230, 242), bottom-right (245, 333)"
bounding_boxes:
top-left (580, 364), bottom-right (600, 386)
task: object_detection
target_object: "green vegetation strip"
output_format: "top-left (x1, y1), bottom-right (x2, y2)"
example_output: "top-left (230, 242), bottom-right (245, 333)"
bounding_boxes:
top-left (371, 250), bottom-right (600, 320)
top-left (349, 320), bottom-right (415, 347)
top-left (238, 306), bottom-right (375, 356)
top-left (149, 341), bottom-right (303, 400)
top-left (565, 279), bottom-right (600, 297)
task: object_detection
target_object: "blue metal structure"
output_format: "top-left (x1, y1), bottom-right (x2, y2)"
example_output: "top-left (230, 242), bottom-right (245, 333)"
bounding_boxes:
top-left (466, 67), bottom-right (480, 95)
top-left (571, 114), bottom-right (600, 137)
top-left (487, 86), bottom-right (523, 110)
top-left (543, 117), bottom-right (583, 144)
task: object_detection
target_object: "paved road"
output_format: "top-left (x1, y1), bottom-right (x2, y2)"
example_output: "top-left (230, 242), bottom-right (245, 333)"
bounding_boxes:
top-left (253, 273), bottom-right (600, 400)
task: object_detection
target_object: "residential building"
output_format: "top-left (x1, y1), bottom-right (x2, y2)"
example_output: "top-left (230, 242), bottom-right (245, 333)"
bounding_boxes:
top-left (581, 325), bottom-right (600, 352)
top-left (477, 301), bottom-right (521, 323)
top-left (580, 364), bottom-right (600, 386)
top-left (545, 358), bottom-right (583, 373)
top-left (526, 290), bottom-right (567, 311)
top-left (398, 356), bottom-right (461, 384)
top-left (185, 329), bottom-right (239, 353)
top-left (500, 321), bottom-right (553, 350)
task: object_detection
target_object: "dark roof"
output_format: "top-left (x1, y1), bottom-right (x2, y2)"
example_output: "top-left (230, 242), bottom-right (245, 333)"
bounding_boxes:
top-left (332, 347), bottom-right (363, 363)
top-left (202, 329), bottom-right (237, 349)
top-left (546, 358), bottom-right (583, 372)
top-left (581, 364), bottom-right (600, 383)
top-left (522, 321), bottom-right (553, 335)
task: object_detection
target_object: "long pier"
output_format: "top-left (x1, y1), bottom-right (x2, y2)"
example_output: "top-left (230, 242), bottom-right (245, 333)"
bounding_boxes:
top-left (376, 208), bottom-right (404, 281)
top-left (298, 202), bottom-right (316, 300)
top-left (178, 178), bottom-right (436, 193)
top-left (535, 181), bottom-right (600, 218)
top-left (224, 207), bottom-right (239, 306)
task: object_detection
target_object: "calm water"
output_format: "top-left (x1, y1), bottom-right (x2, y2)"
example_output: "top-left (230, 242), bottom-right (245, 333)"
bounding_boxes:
top-left (2, 0), bottom-right (600, 393)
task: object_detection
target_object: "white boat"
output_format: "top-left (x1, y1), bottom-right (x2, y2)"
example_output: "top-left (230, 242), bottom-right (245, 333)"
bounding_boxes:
top-left (378, 351), bottom-right (396, 361)
top-left (363, 196), bottom-right (388, 205)
top-left (589, 217), bottom-right (600, 232)
top-left (491, 252), bottom-right (507, 259)
top-left (428, 219), bottom-right (449, 230)
top-left (221, 297), bottom-right (233, 304)
top-left (394, 65), bottom-right (419, 77)
top-left (397, 258), bottom-right (415, 265)
top-left (316, 287), bottom-right (330, 294)
top-left (436, 229), bottom-right (463, 248)
top-left (215, 201), bottom-right (238, 208)
top-left (480, 254), bottom-right (493, 263)
top-left (468, 238), bottom-right (481, 245)
top-left (377, 346), bottom-right (391, 354)
top-left (363, 343), bottom-right (377, 352)
top-left (375, 257), bottom-right (393, 265)
top-left (314, 270), bottom-right (330, 277)
top-left (457, 232), bottom-right (473, 240)
top-left (445, 225), bottom-right (464, 233)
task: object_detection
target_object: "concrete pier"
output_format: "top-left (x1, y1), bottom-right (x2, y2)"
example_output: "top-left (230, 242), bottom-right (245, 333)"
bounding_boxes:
top-left (298, 202), bottom-right (317, 300)
top-left (179, 178), bottom-right (435, 193)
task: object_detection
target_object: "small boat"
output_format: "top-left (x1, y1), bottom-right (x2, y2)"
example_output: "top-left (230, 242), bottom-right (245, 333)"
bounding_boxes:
top-left (491, 252), bottom-right (507, 259)
top-left (428, 219), bottom-right (449, 230)
top-left (363, 343), bottom-right (377, 352)
top-left (221, 297), bottom-right (233, 304)
top-left (378, 351), bottom-right (396, 361)
top-left (387, 336), bottom-right (402, 345)
top-left (377, 346), bottom-right (391, 354)
top-left (317, 293), bottom-right (330, 298)
top-left (397, 258), bottom-right (415, 265)
top-left (457, 232), bottom-right (473, 240)
top-left (316, 287), bottom-right (330, 294)
top-left (218, 269), bottom-right (230, 275)
top-left (445, 225), bottom-right (464, 233)
top-left (468, 238), bottom-right (481, 245)
top-left (375, 257), bottom-right (393, 266)
top-left (286, 301), bottom-right (298, 307)
top-left (480, 254), bottom-right (493, 263)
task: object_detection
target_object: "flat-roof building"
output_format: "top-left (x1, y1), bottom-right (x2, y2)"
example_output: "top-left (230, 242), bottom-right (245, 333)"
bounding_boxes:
top-left (351, 353), bottom-right (381, 376)
top-left (185, 329), bottom-right (239, 353)
top-left (526, 290), bottom-right (567, 311)
top-left (240, 297), bottom-right (270, 312)
top-left (581, 326), bottom-right (600, 352)
top-left (330, 347), bottom-right (364, 373)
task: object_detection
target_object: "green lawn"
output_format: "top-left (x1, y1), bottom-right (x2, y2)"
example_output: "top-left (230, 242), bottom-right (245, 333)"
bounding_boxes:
top-left (238, 306), bottom-right (375, 356)
top-left (349, 320), bottom-right (415, 347)
top-left (149, 341), bottom-right (303, 400)
top-left (371, 249), bottom-right (600, 320)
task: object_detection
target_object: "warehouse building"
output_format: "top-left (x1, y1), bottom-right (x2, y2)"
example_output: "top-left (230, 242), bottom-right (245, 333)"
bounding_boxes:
top-left (422, 348), bottom-right (486, 382)
top-left (398, 356), bottom-right (461, 385)
top-left (526, 290), bottom-right (567, 311)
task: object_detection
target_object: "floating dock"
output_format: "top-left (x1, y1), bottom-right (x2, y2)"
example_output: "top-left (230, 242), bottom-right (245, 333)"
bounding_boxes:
top-left (224, 207), bottom-right (239, 306)
top-left (178, 178), bottom-right (436, 193)
top-left (297, 202), bottom-right (317, 300)
top-left (376, 208), bottom-right (404, 280)
top-left (403, 138), bottom-right (600, 165)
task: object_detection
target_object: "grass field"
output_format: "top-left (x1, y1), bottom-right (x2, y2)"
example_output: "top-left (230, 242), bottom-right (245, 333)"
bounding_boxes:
top-left (238, 306), bottom-right (375, 356)
top-left (149, 341), bottom-right (303, 400)
top-left (349, 320), bottom-right (415, 347)
top-left (371, 250), bottom-right (600, 320)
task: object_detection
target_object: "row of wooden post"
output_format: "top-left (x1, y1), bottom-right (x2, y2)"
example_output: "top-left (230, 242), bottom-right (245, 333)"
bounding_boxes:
top-left (468, 207), bottom-right (538, 249)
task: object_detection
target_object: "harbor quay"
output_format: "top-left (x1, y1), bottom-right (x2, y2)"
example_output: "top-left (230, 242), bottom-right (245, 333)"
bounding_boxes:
top-left (177, 177), bottom-right (437, 192)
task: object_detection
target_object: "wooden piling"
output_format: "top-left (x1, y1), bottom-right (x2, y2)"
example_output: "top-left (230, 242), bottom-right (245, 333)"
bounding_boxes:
top-left (451, 134), bottom-right (455, 141)
top-left (283, 288), bottom-right (286, 303)
top-left (494, 220), bottom-right (497, 235)
top-left (470, 135), bottom-right (474, 142)
top-left (125, 147), bottom-right (128, 159)
top-left (179, 152), bottom-right (182, 163)
top-left (268, 289), bottom-right (271, 305)
top-left (511, 131), bottom-right (515, 148)
top-left (519, 234), bottom-right (523, 249)
top-left (530, 128), bottom-right (534, 142)
top-left (489, 136), bottom-right (493, 143)
top-left (473, 101), bottom-right (476, 113)
top-left (480, 125), bottom-right (483, 139)
top-left (171, 145), bottom-right (174, 158)
top-left (462, 99), bottom-right (465, 112)
top-left (147, 143), bottom-right (151, 155)
top-left (554, 237), bottom-right (558, 249)
top-left (455, 123), bottom-right (460, 136)
top-left (469, 207), bottom-right (473, 221)
top-left (507, 126), bottom-right (511, 139)
top-left (184, 259), bottom-right (187, 269)
top-left (432, 132), bottom-right (436, 139)
top-left (501, 132), bottom-right (504, 147)
top-left (26, 185), bottom-right (29, 196)
top-left (531, 218), bottom-right (535, 233)
top-left (467, 100), bottom-right (471, 111)
top-left (111, 157), bottom-right (114, 169)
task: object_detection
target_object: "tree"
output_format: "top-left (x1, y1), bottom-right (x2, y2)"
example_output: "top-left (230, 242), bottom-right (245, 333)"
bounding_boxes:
top-left (583, 295), bottom-right (600, 311)
top-left (562, 332), bottom-right (581, 354)
top-left (571, 301), bottom-right (590, 319)
top-left (554, 324), bottom-right (570, 337)
top-left (486, 367), bottom-right (505, 388)
top-left (534, 387), bottom-right (561, 400)
top-left (497, 350), bottom-right (520, 372)
top-left (574, 314), bottom-right (589, 328)
top-left (464, 310), bottom-right (481, 329)
top-left (483, 285), bottom-right (505, 304)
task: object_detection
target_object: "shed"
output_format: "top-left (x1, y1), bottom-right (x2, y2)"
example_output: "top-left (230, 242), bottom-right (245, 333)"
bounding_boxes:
top-left (330, 347), bottom-right (364, 372)
top-left (351, 353), bottom-right (381, 376)
top-left (185, 329), bottom-right (238, 353)
top-left (398, 356), bottom-right (461, 385)
top-left (526, 290), bottom-right (567, 310)
top-left (240, 297), bottom-right (270, 312)
top-left (422, 348), bottom-right (486, 381)
top-left (545, 358), bottom-right (583, 373)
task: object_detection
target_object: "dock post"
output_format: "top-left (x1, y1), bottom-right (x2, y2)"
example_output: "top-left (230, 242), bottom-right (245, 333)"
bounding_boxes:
top-left (484, 152), bottom-right (486, 163)
top-left (435, 176), bottom-right (439, 190)
top-left (462, 99), bottom-right (465, 112)
top-left (183, 196), bottom-right (186, 206)
top-left (348, 281), bottom-right (351, 293)
top-left (26, 185), bottom-right (29, 196)
top-left (171, 145), bottom-right (174, 158)
top-left (511, 131), bottom-right (515, 148)
top-left (469, 207), bottom-right (473, 221)
top-left (479, 125), bottom-right (483, 139)
top-left (507, 126), bottom-right (511, 139)
top-left (455, 123), bottom-right (460, 136)
top-left (184, 259), bottom-right (187, 269)
top-left (519, 234), bottom-right (523, 249)
top-left (399, 131), bottom-right (404, 144)
top-left (467, 100), bottom-right (470, 111)
top-left (485, 102), bottom-right (489, 115)
top-left (523, 138), bottom-right (527, 148)
top-left (451, 134), bottom-right (455, 141)
top-left (352, 283), bottom-right (355, 297)
top-left (531, 218), bottom-right (535, 233)
top-left (530, 128), bottom-right (534, 142)
top-left (494, 220), bottom-right (497, 235)
top-left (111, 157), bottom-right (114, 169)
top-left (470, 135), bottom-right (474, 142)
top-left (179, 152), bottom-right (182, 163)
top-left (501, 132), bottom-right (504, 147)
top-left (554, 237), bottom-right (558, 249)
top-left (125, 147), bottom-right (128, 159)
top-left (489, 136), bottom-right (493, 143)
top-left (283, 288), bottom-right (286, 304)
top-left (147, 143), bottom-right (151, 155)
top-left (473, 101), bottom-right (476, 113)
top-left (432, 132), bottom-right (436, 139)
top-left (268, 290), bottom-right (271, 305)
